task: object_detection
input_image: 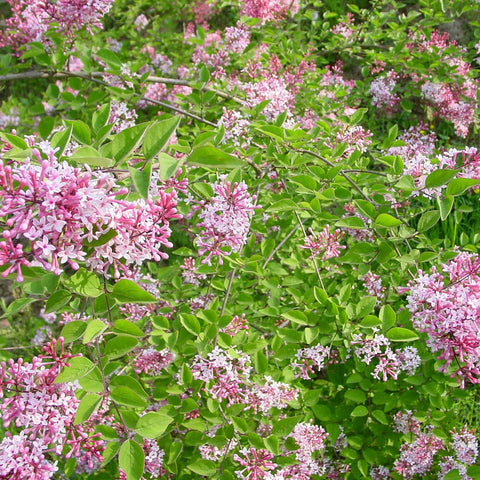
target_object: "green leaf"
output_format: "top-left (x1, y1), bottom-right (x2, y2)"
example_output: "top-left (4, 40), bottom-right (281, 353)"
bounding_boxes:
top-left (371, 410), bottom-right (388, 425)
top-left (112, 279), bottom-right (157, 304)
top-left (188, 146), bottom-right (244, 169)
top-left (64, 120), bottom-right (91, 144)
top-left (383, 124), bottom-right (398, 149)
top-left (83, 319), bottom-right (108, 344)
top-left (386, 327), bottom-right (419, 342)
top-left (356, 297), bottom-right (377, 317)
top-left (231, 416), bottom-right (249, 433)
top-left (70, 146), bottom-right (114, 167)
top-left (119, 440), bottom-right (145, 480)
top-left (0, 132), bottom-right (28, 150)
top-left (61, 320), bottom-right (87, 343)
top-left (84, 229), bottom-right (118, 248)
top-left (345, 389), bottom-right (367, 403)
top-left (180, 313), bottom-right (201, 335)
top-left (78, 366), bottom-right (104, 393)
top-left (349, 107), bottom-right (368, 125)
top-left (55, 356), bottom-right (95, 383)
top-left (45, 289), bottom-right (71, 314)
top-left (96, 48), bottom-right (122, 68)
top-left (143, 116), bottom-right (181, 160)
top-left (113, 319), bottom-right (144, 337)
top-left (129, 162), bottom-right (151, 199)
top-left (110, 375), bottom-right (148, 398)
top-left (74, 393), bottom-right (102, 425)
top-left (101, 441), bottom-right (121, 466)
top-left (446, 178), bottom-right (480, 196)
top-left (437, 195), bottom-right (454, 221)
top-left (2, 297), bottom-right (35, 318)
top-left (50, 126), bottom-right (72, 158)
top-left (105, 335), bottom-right (139, 359)
top-left (281, 310), bottom-right (309, 325)
top-left (335, 216), bottom-right (365, 229)
top-left (375, 213), bottom-right (402, 227)
top-left (135, 412), bottom-right (173, 438)
top-left (158, 153), bottom-right (183, 181)
top-left (313, 287), bottom-right (328, 304)
top-left (38, 116), bottom-right (55, 139)
top-left (267, 199), bottom-right (298, 212)
top-left (110, 123), bottom-right (149, 163)
top-left (111, 386), bottom-right (148, 409)
top-left (417, 210), bottom-right (440, 232)
top-left (360, 315), bottom-right (382, 328)
top-left (272, 416), bottom-right (303, 435)
top-left (380, 305), bottom-right (396, 330)
top-left (92, 104), bottom-right (111, 133)
top-left (425, 169), bottom-right (457, 188)
top-left (351, 406), bottom-right (368, 417)
top-left (187, 459), bottom-right (217, 476)
top-left (63, 268), bottom-right (103, 297)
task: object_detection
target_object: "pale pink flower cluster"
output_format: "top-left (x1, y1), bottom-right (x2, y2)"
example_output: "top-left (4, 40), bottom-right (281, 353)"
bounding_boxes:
top-left (352, 330), bottom-right (421, 381)
top-left (404, 251), bottom-right (480, 386)
top-left (292, 344), bottom-right (333, 379)
top-left (220, 313), bottom-right (249, 336)
top-left (134, 13), bottom-right (148, 31)
top-left (301, 225), bottom-right (346, 260)
top-left (370, 465), bottom-right (392, 479)
top-left (370, 72), bottom-right (400, 112)
top-left (0, 0), bottom-right (114, 50)
top-left (0, 340), bottom-right (104, 479)
top-left (421, 81), bottom-right (475, 137)
top-left (325, 125), bottom-right (372, 158)
top-left (340, 203), bottom-right (374, 241)
top-left (225, 22), bottom-right (251, 54)
top-left (0, 110), bottom-right (20, 129)
top-left (241, 0), bottom-right (299, 23)
top-left (234, 447), bottom-right (277, 479)
top-left (195, 176), bottom-right (258, 265)
top-left (133, 347), bottom-right (175, 376)
top-left (220, 108), bottom-right (252, 146)
top-left (438, 147), bottom-right (480, 188)
top-left (200, 439), bottom-right (238, 461)
top-left (180, 257), bottom-right (207, 286)
top-left (319, 62), bottom-right (355, 97)
top-left (0, 149), bottom-right (180, 280)
top-left (137, 83), bottom-right (168, 108)
top-left (143, 438), bottom-right (166, 477)
top-left (108, 100), bottom-right (137, 133)
top-left (190, 347), bottom-right (297, 412)
top-left (363, 271), bottom-right (386, 301)
top-left (388, 124), bottom-right (437, 158)
top-left (394, 431), bottom-right (445, 479)
top-left (393, 410), bottom-right (421, 435)
top-left (331, 13), bottom-right (355, 38)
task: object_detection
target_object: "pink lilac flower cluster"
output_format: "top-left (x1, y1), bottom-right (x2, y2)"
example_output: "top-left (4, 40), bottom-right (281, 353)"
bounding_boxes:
top-left (363, 271), bottom-right (386, 301)
top-left (0, 339), bottom-right (104, 480)
top-left (180, 257), bottom-right (207, 286)
top-left (370, 71), bottom-right (400, 113)
top-left (301, 225), bottom-right (346, 260)
top-left (0, 0), bottom-right (114, 51)
top-left (394, 430), bottom-right (445, 479)
top-left (438, 147), bottom-right (480, 188)
top-left (234, 447), bottom-right (277, 479)
top-left (200, 438), bottom-right (238, 461)
top-left (0, 110), bottom-right (20, 129)
top-left (0, 147), bottom-right (180, 280)
top-left (319, 62), bottom-right (355, 99)
top-left (195, 176), bottom-right (259, 265)
top-left (421, 81), bottom-right (475, 137)
top-left (134, 13), bottom-right (148, 31)
top-left (352, 329), bottom-right (421, 381)
top-left (292, 344), bottom-right (334, 379)
top-left (225, 22), bottom-right (251, 54)
top-left (241, 0), bottom-right (299, 23)
top-left (331, 12), bottom-right (355, 38)
top-left (403, 251), bottom-right (480, 386)
top-left (220, 313), bottom-right (249, 336)
top-left (143, 438), bottom-right (166, 477)
top-left (324, 125), bottom-right (373, 158)
top-left (388, 124), bottom-right (437, 158)
top-left (393, 410), bottom-right (421, 435)
top-left (190, 346), bottom-right (297, 412)
top-left (108, 100), bottom-right (137, 133)
top-left (220, 108), bottom-right (252, 147)
top-left (133, 347), bottom-right (175, 376)
top-left (390, 419), bottom-right (478, 480)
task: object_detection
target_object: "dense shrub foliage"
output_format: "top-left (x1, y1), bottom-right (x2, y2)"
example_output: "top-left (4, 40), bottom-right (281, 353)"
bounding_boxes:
top-left (0, 0), bottom-right (479, 479)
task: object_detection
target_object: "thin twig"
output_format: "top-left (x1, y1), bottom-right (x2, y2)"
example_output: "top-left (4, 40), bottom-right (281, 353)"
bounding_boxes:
top-left (262, 221), bottom-right (304, 269)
